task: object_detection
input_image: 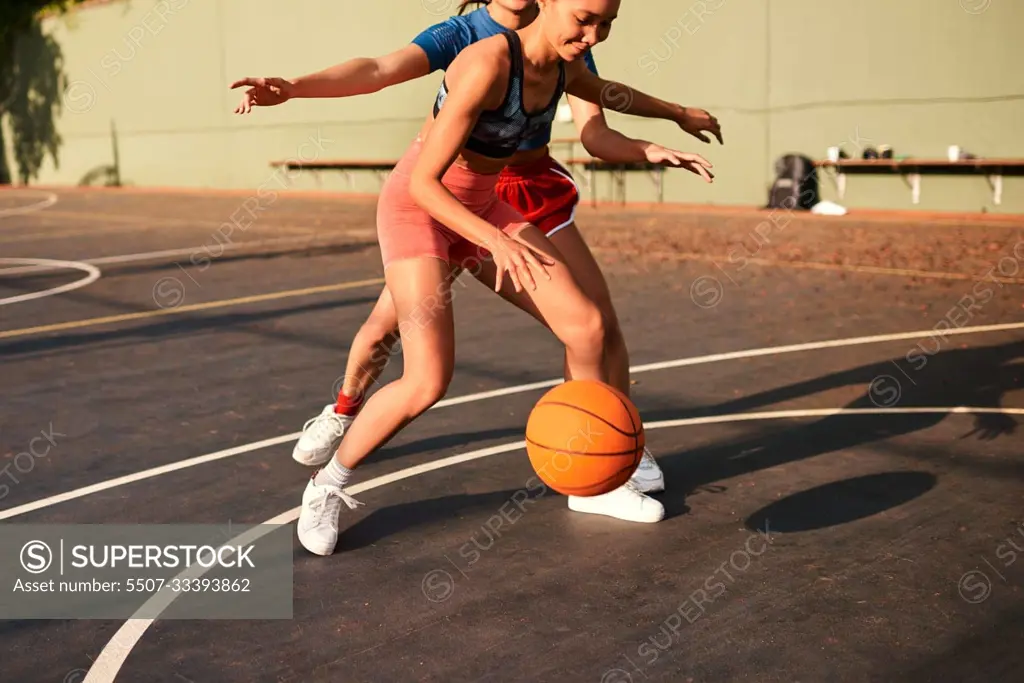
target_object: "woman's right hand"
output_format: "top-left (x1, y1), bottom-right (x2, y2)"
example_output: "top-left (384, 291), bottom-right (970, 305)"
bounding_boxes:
top-left (484, 230), bottom-right (556, 293)
top-left (230, 77), bottom-right (295, 114)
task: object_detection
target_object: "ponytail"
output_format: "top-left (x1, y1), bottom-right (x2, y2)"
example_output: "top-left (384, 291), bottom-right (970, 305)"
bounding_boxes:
top-left (458, 1), bottom-right (489, 15)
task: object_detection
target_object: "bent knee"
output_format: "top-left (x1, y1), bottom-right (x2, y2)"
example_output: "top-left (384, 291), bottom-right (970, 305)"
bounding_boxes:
top-left (558, 302), bottom-right (605, 354)
top-left (408, 374), bottom-right (450, 413)
top-left (575, 276), bottom-right (619, 339)
top-left (592, 295), bottom-right (622, 338)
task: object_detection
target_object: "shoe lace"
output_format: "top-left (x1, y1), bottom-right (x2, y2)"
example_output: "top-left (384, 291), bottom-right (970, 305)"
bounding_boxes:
top-left (621, 480), bottom-right (645, 496)
top-left (301, 412), bottom-right (346, 443)
top-left (337, 490), bottom-right (364, 510)
top-left (637, 447), bottom-right (657, 470)
top-left (310, 485), bottom-right (364, 527)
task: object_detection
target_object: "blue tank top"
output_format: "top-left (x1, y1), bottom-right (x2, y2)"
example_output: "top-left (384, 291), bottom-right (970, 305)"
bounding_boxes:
top-left (431, 30), bottom-right (565, 159)
top-left (411, 6), bottom-right (597, 151)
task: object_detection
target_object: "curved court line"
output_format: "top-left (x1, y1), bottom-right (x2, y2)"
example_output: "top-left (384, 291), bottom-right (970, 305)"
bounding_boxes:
top-left (0, 277), bottom-right (386, 341)
top-left (626, 320), bottom-right (1024, 376)
top-left (0, 235), bottom-right (337, 276)
top-left (0, 432), bottom-right (301, 522)
top-left (3, 318), bottom-right (1024, 521)
top-left (0, 190), bottom-right (57, 219)
top-left (0, 224), bottom-right (162, 246)
top-left (84, 404), bottom-right (1024, 683)
top-left (0, 258), bottom-right (101, 306)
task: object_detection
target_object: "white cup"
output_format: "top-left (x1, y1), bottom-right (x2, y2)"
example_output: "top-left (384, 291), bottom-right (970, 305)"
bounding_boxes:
top-left (827, 146), bottom-right (840, 162)
top-left (948, 145), bottom-right (961, 162)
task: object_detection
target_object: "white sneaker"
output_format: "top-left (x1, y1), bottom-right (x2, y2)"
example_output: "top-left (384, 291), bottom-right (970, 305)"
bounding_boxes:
top-left (629, 446), bottom-right (665, 493)
top-left (567, 480), bottom-right (665, 523)
top-left (292, 404), bottom-right (354, 467)
top-left (296, 476), bottom-right (364, 556)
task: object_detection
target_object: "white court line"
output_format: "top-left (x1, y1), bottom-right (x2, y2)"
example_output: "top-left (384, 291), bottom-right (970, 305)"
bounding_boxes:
top-left (0, 190), bottom-right (57, 219)
top-left (0, 258), bottom-right (101, 306)
top-left (84, 404), bottom-right (1024, 682)
top-left (0, 432), bottom-right (297, 522)
top-left (626, 320), bottom-right (1024, 375)
top-left (3, 318), bottom-right (1024, 522)
top-left (341, 320), bottom-right (1024, 407)
top-left (0, 235), bottom-right (331, 276)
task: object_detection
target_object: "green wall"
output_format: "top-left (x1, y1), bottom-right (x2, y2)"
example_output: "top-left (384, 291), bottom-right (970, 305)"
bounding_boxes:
top-left (6, 0), bottom-right (1023, 213)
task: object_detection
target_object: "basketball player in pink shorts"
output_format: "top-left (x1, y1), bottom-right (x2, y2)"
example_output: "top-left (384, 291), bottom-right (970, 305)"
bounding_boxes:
top-left (231, 0), bottom-right (722, 545)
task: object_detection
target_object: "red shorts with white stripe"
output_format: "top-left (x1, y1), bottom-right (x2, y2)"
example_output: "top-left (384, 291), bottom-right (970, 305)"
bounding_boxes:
top-left (495, 155), bottom-right (580, 237)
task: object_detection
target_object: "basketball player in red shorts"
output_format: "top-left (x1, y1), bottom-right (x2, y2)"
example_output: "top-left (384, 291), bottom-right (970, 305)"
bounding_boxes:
top-left (232, 0), bottom-right (723, 525)
top-left (497, 154), bottom-right (581, 239)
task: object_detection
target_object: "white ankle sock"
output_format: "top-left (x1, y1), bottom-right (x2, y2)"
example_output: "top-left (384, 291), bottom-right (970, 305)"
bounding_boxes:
top-left (314, 458), bottom-right (352, 488)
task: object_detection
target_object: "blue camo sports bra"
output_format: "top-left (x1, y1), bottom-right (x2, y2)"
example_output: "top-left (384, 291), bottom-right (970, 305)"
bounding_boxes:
top-left (432, 30), bottom-right (565, 159)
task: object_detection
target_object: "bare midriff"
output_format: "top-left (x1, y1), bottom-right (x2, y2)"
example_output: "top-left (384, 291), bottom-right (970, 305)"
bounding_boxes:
top-left (417, 115), bottom-right (551, 176)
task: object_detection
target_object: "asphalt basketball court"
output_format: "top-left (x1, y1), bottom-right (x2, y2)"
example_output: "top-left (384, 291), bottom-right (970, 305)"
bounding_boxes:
top-left (1, 186), bottom-right (1023, 682)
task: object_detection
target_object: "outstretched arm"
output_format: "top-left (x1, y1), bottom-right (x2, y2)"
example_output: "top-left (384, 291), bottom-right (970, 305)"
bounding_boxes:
top-left (567, 95), bottom-right (638, 160)
top-left (566, 94), bottom-right (714, 182)
top-left (230, 16), bottom-right (469, 113)
top-left (285, 45), bottom-right (431, 98)
top-left (563, 60), bottom-right (723, 145)
top-left (231, 44), bottom-right (432, 113)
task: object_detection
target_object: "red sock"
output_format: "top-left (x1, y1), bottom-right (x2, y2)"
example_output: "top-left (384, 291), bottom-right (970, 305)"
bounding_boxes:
top-left (334, 390), bottom-right (363, 416)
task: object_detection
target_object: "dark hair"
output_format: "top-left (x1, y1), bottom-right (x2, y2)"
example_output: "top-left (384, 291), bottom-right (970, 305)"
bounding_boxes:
top-left (458, 1), bottom-right (489, 14)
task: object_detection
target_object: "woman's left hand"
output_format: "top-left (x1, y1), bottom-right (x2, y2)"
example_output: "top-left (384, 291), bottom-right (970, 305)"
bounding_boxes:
top-left (676, 107), bottom-right (723, 145)
top-left (642, 143), bottom-right (715, 183)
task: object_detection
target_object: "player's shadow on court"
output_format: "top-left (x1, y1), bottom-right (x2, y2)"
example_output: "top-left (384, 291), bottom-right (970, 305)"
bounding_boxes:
top-left (334, 340), bottom-right (1021, 544)
top-left (648, 339), bottom-right (1023, 522)
top-left (743, 470), bottom-right (937, 533)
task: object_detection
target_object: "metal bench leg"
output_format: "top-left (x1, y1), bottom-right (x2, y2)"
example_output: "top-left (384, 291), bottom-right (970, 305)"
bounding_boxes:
top-left (986, 173), bottom-right (1003, 205)
top-left (912, 173), bottom-right (921, 204)
top-left (646, 168), bottom-right (665, 203)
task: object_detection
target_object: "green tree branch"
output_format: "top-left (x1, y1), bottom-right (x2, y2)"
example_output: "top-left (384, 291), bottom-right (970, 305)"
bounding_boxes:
top-left (0, 1), bottom-right (87, 183)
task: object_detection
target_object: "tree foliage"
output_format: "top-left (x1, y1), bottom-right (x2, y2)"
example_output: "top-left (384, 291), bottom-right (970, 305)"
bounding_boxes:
top-left (1, 3), bottom-right (84, 60)
top-left (1, 2), bottom-right (85, 104)
top-left (0, 1), bottom-right (88, 182)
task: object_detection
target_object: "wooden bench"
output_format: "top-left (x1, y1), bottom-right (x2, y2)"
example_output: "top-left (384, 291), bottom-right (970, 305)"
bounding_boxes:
top-left (269, 147), bottom-right (667, 205)
top-left (814, 158), bottom-right (1024, 206)
top-left (550, 138), bottom-right (666, 205)
top-left (565, 158), bottom-right (666, 206)
top-left (549, 136), bottom-right (584, 158)
top-left (269, 159), bottom-right (398, 189)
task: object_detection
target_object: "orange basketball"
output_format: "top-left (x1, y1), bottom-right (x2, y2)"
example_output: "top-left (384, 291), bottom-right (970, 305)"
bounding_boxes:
top-left (525, 380), bottom-right (645, 497)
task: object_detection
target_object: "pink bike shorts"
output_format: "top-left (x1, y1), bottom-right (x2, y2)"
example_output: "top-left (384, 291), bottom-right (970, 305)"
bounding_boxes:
top-left (376, 138), bottom-right (531, 269)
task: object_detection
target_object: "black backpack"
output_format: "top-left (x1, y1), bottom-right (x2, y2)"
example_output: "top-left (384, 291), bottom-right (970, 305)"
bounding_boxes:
top-left (767, 154), bottom-right (819, 210)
